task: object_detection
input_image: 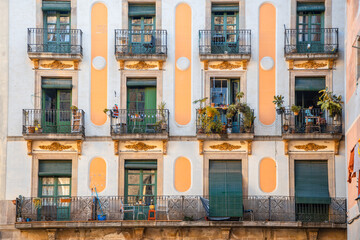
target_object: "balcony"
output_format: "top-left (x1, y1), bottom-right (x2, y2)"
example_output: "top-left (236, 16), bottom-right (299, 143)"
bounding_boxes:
top-left (27, 28), bottom-right (83, 61)
top-left (15, 195), bottom-right (346, 229)
top-left (284, 28), bottom-right (338, 60)
top-left (281, 108), bottom-right (342, 140)
top-left (196, 108), bottom-right (254, 140)
top-left (199, 30), bottom-right (251, 61)
top-left (110, 109), bottom-right (169, 140)
top-left (23, 109), bottom-right (85, 140)
top-left (115, 30), bottom-right (167, 61)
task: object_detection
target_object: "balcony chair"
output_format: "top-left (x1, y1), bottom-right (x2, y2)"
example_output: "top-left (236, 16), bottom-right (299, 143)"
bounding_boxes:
top-left (120, 199), bottom-right (135, 220)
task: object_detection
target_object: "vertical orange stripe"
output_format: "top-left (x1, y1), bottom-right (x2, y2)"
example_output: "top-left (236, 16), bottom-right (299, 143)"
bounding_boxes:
top-left (174, 157), bottom-right (191, 192)
top-left (175, 3), bottom-right (192, 125)
top-left (259, 158), bottom-right (277, 193)
top-left (89, 157), bottom-right (107, 193)
top-left (91, 3), bottom-right (108, 125)
top-left (259, 4), bottom-right (276, 125)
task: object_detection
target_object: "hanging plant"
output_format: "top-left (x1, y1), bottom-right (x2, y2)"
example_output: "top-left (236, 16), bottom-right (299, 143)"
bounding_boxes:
top-left (317, 88), bottom-right (343, 118)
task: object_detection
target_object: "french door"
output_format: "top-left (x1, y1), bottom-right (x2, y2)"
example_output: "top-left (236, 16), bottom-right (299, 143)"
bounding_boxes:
top-left (44, 11), bottom-right (71, 53)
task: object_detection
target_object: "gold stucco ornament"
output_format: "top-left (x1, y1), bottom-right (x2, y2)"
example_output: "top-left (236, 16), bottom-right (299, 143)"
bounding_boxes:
top-left (125, 142), bottom-right (157, 151)
top-left (209, 142), bottom-right (241, 151)
top-left (39, 142), bottom-right (72, 151)
top-left (294, 143), bottom-right (327, 151)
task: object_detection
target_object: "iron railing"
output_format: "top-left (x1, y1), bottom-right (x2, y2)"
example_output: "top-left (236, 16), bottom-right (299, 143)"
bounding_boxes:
top-left (115, 30), bottom-right (167, 56)
top-left (199, 30), bottom-right (251, 55)
top-left (110, 109), bottom-right (169, 135)
top-left (196, 108), bottom-right (254, 134)
top-left (15, 195), bottom-right (346, 223)
top-left (27, 28), bottom-right (83, 55)
top-left (284, 28), bottom-right (338, 55)
top-left (23, 109), bottom-right (85, 135)
top-left (281, 108), bottom-right (342, 134)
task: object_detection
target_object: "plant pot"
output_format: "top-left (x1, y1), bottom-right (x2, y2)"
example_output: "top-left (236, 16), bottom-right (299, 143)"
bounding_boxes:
top-left (333, 114), bottom-right (339, 121)
top-left (245, 127), bottom-right (252, 133)
top-left (283, 124), bottom-right (289, 131)
top-left (276, 108), bottom-right (284, 115)
top-left (211, 103), bottom-right (215, 107)
top-left (227, 127), bottom-right (232, 134)
top-left (28, 126), bottom-right (35, 134)
top-left (97, 214), bottom-right (106, 221)
top-left (294, 112), bottom-right (299, 116)
top-left (198, 128), bottom-right (204, 134)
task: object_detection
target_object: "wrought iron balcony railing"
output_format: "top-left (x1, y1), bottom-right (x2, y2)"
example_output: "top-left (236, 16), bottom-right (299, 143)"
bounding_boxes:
top-left (115, 30), bottom-right (167, 56)
top-left (15, 195), bottom-right (346, 223)
top-left (281, 108), bottom-right (342, 134)
top-left (284, 28), bottom-right (338, 55)
top-left (196, 108), bottom-right (254, 134)
top-left (199, 30), bottom-right (251, 55)
top-left (23, 109), bottom-right (85, 135)
top-left (27, 28), bottom-right (83, 55)
top-left (110, 109), bottom-right (169, 135)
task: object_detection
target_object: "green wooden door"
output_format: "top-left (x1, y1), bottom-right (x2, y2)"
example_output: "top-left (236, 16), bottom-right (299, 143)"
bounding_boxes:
top-left (297, 11), bottom-right (324, 53)
top-left (42, 89), bottom-right (71, 133)
top-left (209, 161), bottom-right (242, 217)
top-left (129, 16), bottom-right (155, 54)
top-left (212, 12), bottom-right (239, 54)
top-left (127, 87), bottom-right (156, 133)
top-left (44, 11), bottom-right (71, 53)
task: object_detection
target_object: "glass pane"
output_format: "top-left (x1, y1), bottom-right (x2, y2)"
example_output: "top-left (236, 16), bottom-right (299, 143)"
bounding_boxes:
top-left (137, 102), bottom-right (145, 111)
top-left (42, 186), bottom-right (54, 196)
top-left (58, 177), bottom-right (70, 185)
top-left (129, 90), bottom-right (136, 102)
top-left (143, 174), bottom-right (156, 184)
top-left (137, 91), bottom-right (145, 101)
top-left (42, 177), bottom-right (55, 185)
top-left (131, 17), bottom-right (141, 24)
top-left (132, 25), bottom-right (141, 31)
top-left (143, 185), bottom-right (155, 196)
top-left (227, 17), bottom-right (236, 25)
top-left (311, 33), bottom-right (321, 42)
top-left (60, 91), bottom-right (71, 102)
top-left (129, 102), bottom-right (136, 110)
top-left (128, 185), bottom-right (140, 196)
top-left (47, 16), bottom-right (57, 24)
top-left (143, 170), bottom-right (156, 174)
top-left (132, 35), bottom-right (141, 42)
top-left (311, 15), bottom-right (321, 24)
top-left (211, 79), bottom-right (228, 106)
top-left (144, 26), bottom-right (153, 31)
top-left (227, 34), bottom-right (236, 42)
top-left (60, 17), bottom-right (70, 24)
top-left (128, 174), bottom-right (140, 185)
top-left (144, 34), bottom-right (152, 42)
top-left (227, 25), bottom-right (235, 31)
top-left (58, 185), bottom-right (70, 196)
top-left (214, 25), bottom-right (224, 32)
top-left (144, 17), bottom-right (153, 24)
top-left (214, 16), bottom-right (224, 24)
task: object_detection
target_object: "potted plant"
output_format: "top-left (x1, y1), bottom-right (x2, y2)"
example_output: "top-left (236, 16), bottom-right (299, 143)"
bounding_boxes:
top-left (70, 105), bottom-right (78, 115)
top-left (193, 98), bottom-right (208, 133)
top-left (317, 88), bottom-right (343, 120)
top-left (273, 95), bottom-right (285, 115)
top-left (291, 105), bottom-right (301, 116)
top-left (241, 103), bottom-right (256, 133)
top-left (156, 101), bottom-right (168, 131)
top-left (33, 119), bottom-right (42, 133)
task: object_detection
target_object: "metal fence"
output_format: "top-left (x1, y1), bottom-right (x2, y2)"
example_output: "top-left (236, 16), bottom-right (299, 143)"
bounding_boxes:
top-left (110, 109), bottom-right (169, 135)
top-left (23, 109), bottom-right (85, 135)
top-left (284, 28), bottom-right (338, 55)
top-left (115, 30), bottom-right (167, 56)
top-left (199, 30), bottom-right (251, 55)
top-left (15, 195), bottom-right (346, 223)
top-left (27, 28), bottom-right (83, 55)
top-left (196, 108), bottom-right (254, 134)
top-left (281, 108), bottom-right (342, 134)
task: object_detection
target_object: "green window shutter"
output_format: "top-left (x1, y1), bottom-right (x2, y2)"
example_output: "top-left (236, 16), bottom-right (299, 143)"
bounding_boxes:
top-left (209, 161), bottom-right (242, 217)
top-left (145, 87), bottom-right (156, 110)
top-left (128, 4), bottom-right (156, 16)
top-left (42, 1), bottom-right (71, 11)
top-left (212, 5), bottom-right (239, 12)
top-left (42, 79), bottom-right (72, 89)
top-left (127, 79), bottom-right (157, 87)
top-left (295, 77), bottom-right (325, 91)
top-left (297, 3), bottom-right (325, 12)
top-left (295, 160), bottom-right (330, 204)
top-left (39, 160), bottom-right (72, 177)
top-left (125, 160), bottom-right (157, 169)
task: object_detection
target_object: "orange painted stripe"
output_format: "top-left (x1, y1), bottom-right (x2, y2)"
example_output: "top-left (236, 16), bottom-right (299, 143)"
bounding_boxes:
top-left (259, 158), bottom-right (276, 193)
top-left (91, 3), bottom-right (108, 126)
top-left (174, 157), bottom-right (191, 192)
top-left (175, 3), bottom-right (192, 125)
top-left (259, 3), bottom-right (276, 125)
top-left (90, 157), bottom-right (107, 193)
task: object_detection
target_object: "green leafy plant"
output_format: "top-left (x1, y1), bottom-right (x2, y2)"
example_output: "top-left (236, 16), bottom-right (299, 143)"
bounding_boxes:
top-left (193, 98), bottom-right (222, 134)
top-left (290, 105), bottom-right (301, 115)
top-left (156, 101), bottom-right (167, 130)
top-left (273, 95), bottom-right (285, 114)
top-left (317, 88), bottom-right (343, 117)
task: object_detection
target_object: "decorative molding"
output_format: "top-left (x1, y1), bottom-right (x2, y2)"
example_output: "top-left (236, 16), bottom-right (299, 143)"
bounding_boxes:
top-left (240, 60), bottom-right (248, 70)
top-left (76, 140), bottom-right (82, 155)
top-left (40, 60), bottom-right (73, 69)
top-left (199, 140), bottom-right (204, 155)
top-left (203, 60), bottom-right (209, 70)
top-left (293, 60), bottom-right (327, 69)
top-left (38, 142), bottom-right (72, 151)
top-left (27, 140), bottom-right (32, 155)
top-left (33, 59), bottom-right (39, 69)
top-left (288, 59), bottom-right (294, 70)
top-left (114, 140), bottom-right (119, 155)
top-left (328, 59), bottom-right (334, 69)
top-left (209, 142), bottom-right (241, 151)
top-left (209, 61), bottom-right (242, 70)
top-left (162, 140), bottom-right (167, 155)
top-left (247, 140), bottom-right (252, 155)
top-left (124, 142), bottom-right (157, 151)
top-left (158, 60), bottom-right (164, 70)
top-left (294, 143), bottom-right (327, 151)
top-left (283, 140), bottom-right (289, 155)
top-left (126, 61), bottom-right (157, 70)
top-left (334, 140), bottom-right (340, 155)
top-left (73, 60), bottom-right (79, 70)
top-left (119, 60), bottom-right (125, 70)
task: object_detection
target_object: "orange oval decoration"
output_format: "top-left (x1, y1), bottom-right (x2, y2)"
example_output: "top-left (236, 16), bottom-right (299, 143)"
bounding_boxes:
top-left (89, 157), bottom-right (106, 193)
top-left (174, 157), bottom-right (191, 192)
top-left (259, 158), bottom-right (276, 193)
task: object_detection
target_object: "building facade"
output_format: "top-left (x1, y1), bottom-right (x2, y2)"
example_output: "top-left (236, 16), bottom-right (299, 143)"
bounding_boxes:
top-left (0, 0), bottom-right (349, 239)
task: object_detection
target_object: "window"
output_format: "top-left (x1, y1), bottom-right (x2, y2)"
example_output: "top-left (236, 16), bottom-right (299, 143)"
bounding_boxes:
top-left (296, 3), bottom-right (324, 53)
top-left (209, 160), bottom-right (242, 217)
top-left (211, 4), bottom-right (239, 54)
top-left (295, 77), bottom-right (325, 108)
top-left (210, 78), bottom-right (240, 106)
top-left (42, 78), bottom-right (72, 133)
top-left (295, 160), bottom-right (330, 222)
top-left (38, 160), bottom-right (72, 221)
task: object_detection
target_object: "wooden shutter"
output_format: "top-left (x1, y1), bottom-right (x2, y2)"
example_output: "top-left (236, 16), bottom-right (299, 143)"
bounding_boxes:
top-left (42, 1), bottom-right (71, 11)
top-left (127, 79), bottom-right (156, 87)
top-left (145, 87), bottom-right (156, 110)
top-left (212, 5), bottom-right (239, 12)
top-left (39, 160), bottom-right (72, 177)
top-left (295, 77), bottom-right (325, 91)
top-left (128, 4), bottom-right (156, 17)
top-left (295, 160), bottom-right (330, 204)
top-left (42, 78), bottom-right (72, 89)
top-left (125, 160), bottom-right (157, 169)
top-left (297, 3), bottom-right (325, 12)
